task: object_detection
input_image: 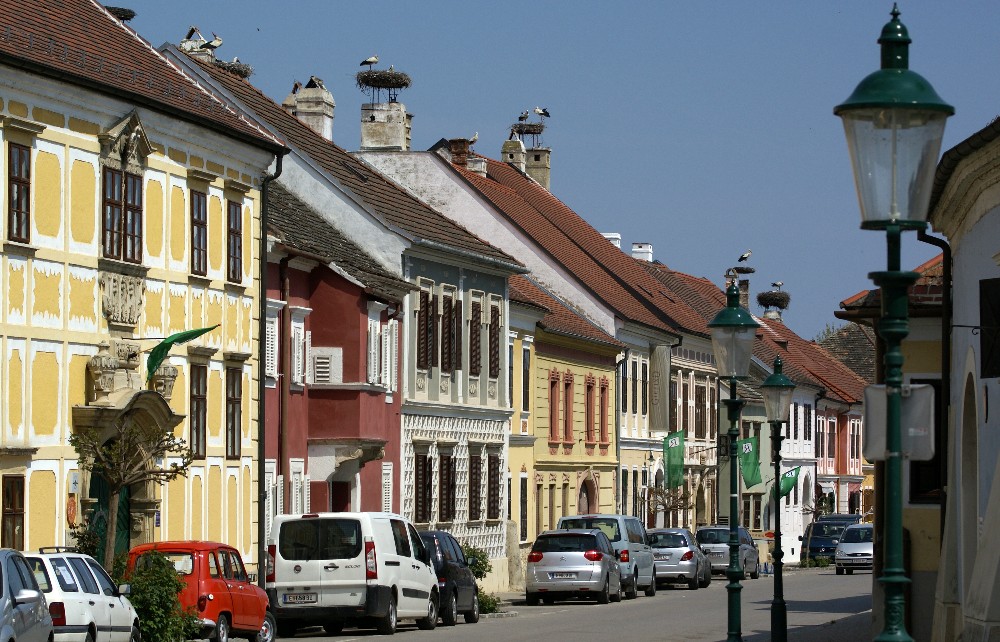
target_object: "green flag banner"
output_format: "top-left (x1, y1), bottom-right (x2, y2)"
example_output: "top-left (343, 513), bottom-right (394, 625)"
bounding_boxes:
top-left (664, 430), bottom-right (685, 490)
top-left (145, 325), bottom-right (219, 380)
top-left (777, 466), bottom-right (801, 499)
top-left (735, 437), bottom-right (762, 488)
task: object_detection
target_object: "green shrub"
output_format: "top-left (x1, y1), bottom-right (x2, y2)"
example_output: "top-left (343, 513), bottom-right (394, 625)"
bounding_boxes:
top-left (801, 557), bottom-right (831, 568)
top-left (477, 591), bottom-right (501, 614)
top-left (68, 520), bottom-right (102, 559)
top-left (461, 544), bottom-right (492, 581)
top-left (127, 551), bottom-right (201, 640)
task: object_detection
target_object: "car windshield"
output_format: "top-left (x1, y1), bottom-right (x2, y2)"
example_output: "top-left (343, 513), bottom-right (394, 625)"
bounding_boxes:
top-left (558, 518), bottom-right (621, 542)
top-left (648, 533), bottom-right (687, 548)
top-left (279, 518), bottom-right (362, 560)
top-left (841, 527), bottom-right (873, 543)
top-left (696, 529), bottom-right (728, 545)
top-left (810, 523), bottom-right (846, 538)
top-left (533, 534), bottom-right (598, 552)
top-left (136, 552), bottom-right (194, 575)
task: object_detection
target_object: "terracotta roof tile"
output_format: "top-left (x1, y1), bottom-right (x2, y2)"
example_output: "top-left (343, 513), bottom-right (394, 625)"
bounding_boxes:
top-left (0, 0), bottom-right (283, 150)
top-left (190, 57), bottom-right (520, 269)
top-left (510, 275), bottom-right (623, 348)
top-left (818, 323), bottom-right (876, 385)
top-left (840, 253), bottom-right (944, 312)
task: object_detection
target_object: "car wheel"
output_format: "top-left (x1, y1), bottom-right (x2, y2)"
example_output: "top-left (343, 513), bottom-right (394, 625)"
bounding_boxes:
top-left (251, 611), bottom-right (275, 642)
top-left (322, 621), bottom-right (343, 635)
top-left (836, 566), bottom-right (845, 576)
top-left (376, 594), bottom-right (397, 635)
top-left (86, 631), bottom-right (95, 642)
top-left (464, 592), bottom-right (480, 623)
top-left (687, 574), bottom-right (699, 590)
top-left (129, 625), bottom-right (141, 642)
top-left (644, 575), bottom-right (656, 597)
top-left (526, 592), bottom-right (540, 606)
top-left (441, 590), bottom-right (458, 626)
top-left (597, 577), bottom-right (611, 604)
top-left (846, 569), bottom-right (854, 575)
top-left (416, 591), bottom-right (439, 630)
top-left (750, 560), bottom-right (760, 580)
top-left (625, 572), bottom-right (638, 599)
top-left (699, 565), bottom-right (711, 588)
top-left (610, 578), bottom-right (623, 603)
top-left (276, 621), bottom-right (297, 638)
top-left (542, 596), bottom-right (556, 605)
top-left (216, 614), bottom-right (230, 642)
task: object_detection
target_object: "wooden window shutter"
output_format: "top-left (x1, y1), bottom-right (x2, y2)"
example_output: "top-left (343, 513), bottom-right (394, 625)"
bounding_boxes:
top-left (430, 295), bottom-right (439, 368)
top-left (489, 303), bottom-right (500, 378)
top-left (265, 315), bottom-right (278, 378)
top-left (469, 454), bottom-right (482, 521)
top-left (454, 299), bottom-right (463, 372)
top-left (415, 453), bottom-right (428, 522)
top-left (487, 454), bottom-right (501, 520)
top-left (470, 301), bottom-right (482, 376)
top-left (441, 296), bottom-right (453, 373)
top-left (417, 290), bottom-right (429, 369)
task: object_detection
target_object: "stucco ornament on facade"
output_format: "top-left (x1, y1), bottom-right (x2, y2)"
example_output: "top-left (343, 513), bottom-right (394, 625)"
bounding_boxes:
top-left (99, 272), bottom-right (146, 328)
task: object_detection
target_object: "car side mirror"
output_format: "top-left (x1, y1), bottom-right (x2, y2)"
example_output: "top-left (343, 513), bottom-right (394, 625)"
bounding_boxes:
top-left (14, 589), bottom-right (41, 606)
top-left (117, 583), bottom-right (132, 596)
top-left (798, 535), bottom-right (803, 541)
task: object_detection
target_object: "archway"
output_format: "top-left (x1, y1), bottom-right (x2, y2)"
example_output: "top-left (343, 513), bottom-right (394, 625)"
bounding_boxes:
top-left (577, 473), bottom-right (599, 514)
top-left (961, 374), bottom-right (978, 593)
top-left (88, 471), bottom-right (132, 558)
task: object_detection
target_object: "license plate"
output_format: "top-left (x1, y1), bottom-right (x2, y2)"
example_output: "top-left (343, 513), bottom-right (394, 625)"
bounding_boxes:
top-left (283, 592), bottom-right (317, 604)
top-left (551, 572), bottom-right (575, 579)
top-left (712, 552), bottom-right (725, 557)
top-left (654, 554), bottom-right (670, 561)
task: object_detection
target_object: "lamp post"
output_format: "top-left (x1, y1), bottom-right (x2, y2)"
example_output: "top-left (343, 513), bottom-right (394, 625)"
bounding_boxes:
top-left (761, 357), bottom-right (796, 642)
top-left (709, 278), bottom-right (760, 642)
top-left (834, 6), bottom-right (952, 641)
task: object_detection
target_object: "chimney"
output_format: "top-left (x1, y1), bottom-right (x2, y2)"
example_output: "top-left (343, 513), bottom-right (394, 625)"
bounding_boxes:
top-left (602, 232), bottom-right (622, 249)
top-left (501, 138), bottom-right (526, 172)
top-left (284, 77), bottom-right (335, 141)
top-left (361, 102), bottom-right (410, 151)
top-left (631, 242), bottom-right (653, 262)
top-left (525, 146), bottom-right (551, 190)
top-left (466, 156), bottom-right (487, 177)
top-left (448, 138), bottom-right (469, 167)
top-left (763, 309), bottom-right (783, 321)
top-left (739, 279), bottom-right (750, 311)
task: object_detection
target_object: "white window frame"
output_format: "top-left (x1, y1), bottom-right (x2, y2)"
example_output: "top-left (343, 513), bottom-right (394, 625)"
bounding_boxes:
top-left (289, 306), bottom-right (311, 388)
top-left (264, 299), bottom-right (286, 386)
top-left (382, 462), bottom-right (393, 513)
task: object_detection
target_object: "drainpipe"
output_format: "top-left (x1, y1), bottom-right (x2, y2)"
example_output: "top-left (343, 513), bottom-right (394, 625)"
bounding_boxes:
top-left (918, 230), bottom-right (951, 542)
top-left (615, 348), bottom-right (630, 513)
top-left (257, 154), bottom-right (283, 589)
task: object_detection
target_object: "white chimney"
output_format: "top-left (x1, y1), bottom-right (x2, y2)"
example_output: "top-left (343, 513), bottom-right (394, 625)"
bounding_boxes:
top-left (361, 102), bottom-right (410, 151)
top-left (602, 233), bottom-right (621, 249)
top-left (289, 77), bottom-right (336, 142)
top-left (631, 242), bottom-right (653, 262)
top-left (501, 138), bottom-right (526, 172)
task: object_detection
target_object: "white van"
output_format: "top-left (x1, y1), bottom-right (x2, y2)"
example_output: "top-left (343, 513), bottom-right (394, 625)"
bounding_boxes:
top-left (266, 512), bottom-right (439, 636)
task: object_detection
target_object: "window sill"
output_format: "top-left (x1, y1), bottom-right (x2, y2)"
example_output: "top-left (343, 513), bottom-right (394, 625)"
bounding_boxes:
top-left (224, 281), bottom-right (248, 295)
top-left (98, 257), bottom-right (148, 278)
top-left (3, 240), bottom-right (36, 257)
top-left (485, 518), bottom-right (503, 527)
top-left (188, 274), bottom-right (212, 287)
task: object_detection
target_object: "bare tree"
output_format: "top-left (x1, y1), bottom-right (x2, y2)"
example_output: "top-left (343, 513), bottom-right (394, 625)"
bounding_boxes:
top-left (647, 487), bottom-right (695, 525)
top-left (70, 413), bottom-right (195, 568)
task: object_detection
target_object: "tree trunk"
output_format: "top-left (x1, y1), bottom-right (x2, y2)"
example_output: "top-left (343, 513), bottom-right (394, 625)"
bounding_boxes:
top-left (104, 486), bottom-right (120, 570)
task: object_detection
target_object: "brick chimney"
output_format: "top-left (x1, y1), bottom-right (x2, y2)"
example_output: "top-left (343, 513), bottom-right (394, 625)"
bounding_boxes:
top-left (282, 77), bottom-right (335, 141)
top-left (631, 242), bottom-right (653, 262)
top-left (501, 138), bottom-right (526, 172)
top-left (525, 146), bottom-right (551, 190)
top-left (361, 102), bottom-right (411, 151)
top-left (739, 279), bottom-right (750, 311)
top-left (449, 138), bottom-right (469, 167)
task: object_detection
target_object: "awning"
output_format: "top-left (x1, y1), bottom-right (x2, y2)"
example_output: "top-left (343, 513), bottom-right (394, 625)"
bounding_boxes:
top-left (818, 482), bottom-right (837, 494)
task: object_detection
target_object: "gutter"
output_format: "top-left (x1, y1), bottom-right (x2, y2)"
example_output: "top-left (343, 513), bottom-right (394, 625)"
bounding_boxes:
top-left (411, 238), bottom-right (527, 275)
top-left (256, 153), bottom-right (283, 588)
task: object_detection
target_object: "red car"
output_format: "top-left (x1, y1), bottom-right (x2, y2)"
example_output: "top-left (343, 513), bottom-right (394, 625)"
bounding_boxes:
top-left (126, 541), bottom-right (275, 642)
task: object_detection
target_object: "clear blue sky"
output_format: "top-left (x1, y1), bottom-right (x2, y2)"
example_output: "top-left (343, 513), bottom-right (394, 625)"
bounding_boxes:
top-left (132, 1), bottom-right (1000, 340)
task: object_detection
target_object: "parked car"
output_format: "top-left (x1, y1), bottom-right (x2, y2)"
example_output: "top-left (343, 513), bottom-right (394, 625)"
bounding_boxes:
top-left (418, 530), bottom-right (479, 626)
top-left (525, 529), bottom-right (622, 606)
top-left (25, 547), bottom-right (139, 641)
top-left (126, 541), bottom-right (274, 642)
top-left (1, 548), bottom-right (53, 642)
top-left (266, 512), bottom-right (439, 637)
top-left (556, 514), bottom-right (655, 598)
top-left (647, 528), bottom-right (711, 590)
top-left (835, 523), bottom-right (874, 575)
top-left (799, 521), bottom-right (848, 564)
top-left (818, 513), bottom-right (863, 526)
top-left (695, 525), bottom-right (760, 579)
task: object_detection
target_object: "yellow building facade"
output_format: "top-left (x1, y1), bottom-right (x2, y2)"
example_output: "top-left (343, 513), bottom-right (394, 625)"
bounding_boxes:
top-left (0, 56), bottom-right (280, 570)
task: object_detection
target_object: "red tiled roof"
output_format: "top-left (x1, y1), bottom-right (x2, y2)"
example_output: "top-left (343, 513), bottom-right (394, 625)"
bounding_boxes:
top-left (511, 275), bottom-right (623, 348)
top-left (840, 253), bottom-right (944, 312)
top-left (0, 0), bottom-right (283, 151)
top-left (189, 57), bottom-right (519, 269)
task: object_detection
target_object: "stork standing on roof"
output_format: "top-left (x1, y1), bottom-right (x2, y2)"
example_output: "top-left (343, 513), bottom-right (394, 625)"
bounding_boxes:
top-left (738, 249), bottom-right (752, 262)
top-left (185, 25), bottom-right (202, 40)
top-left (771, 281), bottom-right (784, 290)
top-left (534, 106), bottom-right (551, 118)
top-left (306, 76), bottom-right (326, 90)
top-left (361, 54), bottom-right (378, 69)
top-left (518, 110), bottom-right (529, 122)
top-left (200, 32), bottom-right (223, 50)
top-left (469, 132), bottom-right (479, 145)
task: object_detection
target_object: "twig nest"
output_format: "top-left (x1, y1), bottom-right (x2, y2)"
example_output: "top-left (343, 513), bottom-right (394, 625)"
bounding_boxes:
top-left (757, 291), bottom-right (791, 310)
top-left (733, 266), bottom-right (756, 275)
top-left (511, 122), bottom-right (544, 135)
top-left (356, 69), bottom-right (412, 90)
top-left (105, 6), bottom-right (136, 21)
top-left (214, 60), bottom-right (254, 79)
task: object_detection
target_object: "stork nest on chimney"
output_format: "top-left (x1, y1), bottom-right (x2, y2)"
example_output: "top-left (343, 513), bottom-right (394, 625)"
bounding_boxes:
top-left (511, 122), bottom-right (544, 135)
top-left (732, 266), bottom-right (756, 275)
top-left (214, 60), bottom-right (254, 79)
top-left (757, 291), bottom-right (791, 310)
top-left (105, 6), bottom-right (136, 21)
top-left (356, 69), bottom-right (412, 90)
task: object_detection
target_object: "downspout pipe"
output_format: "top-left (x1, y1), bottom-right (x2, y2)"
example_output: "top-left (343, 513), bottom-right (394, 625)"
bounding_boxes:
top-left (918, 229), bottom-right (951, 542)
top-left (257, 154), bottom-right (283, 589)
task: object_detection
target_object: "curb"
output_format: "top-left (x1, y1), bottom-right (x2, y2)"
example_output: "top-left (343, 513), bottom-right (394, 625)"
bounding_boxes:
top-left (481, 610), bottom-right (519, 619)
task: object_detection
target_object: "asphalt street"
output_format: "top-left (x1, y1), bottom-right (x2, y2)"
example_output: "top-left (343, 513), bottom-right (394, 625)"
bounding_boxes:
top-left (274, 567), bottom-right (873, 641)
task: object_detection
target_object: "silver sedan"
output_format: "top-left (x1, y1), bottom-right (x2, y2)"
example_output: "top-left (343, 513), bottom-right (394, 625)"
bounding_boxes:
top-left (648, 528), bottom-right (711, 590)
top-left (526, 529), bottom-right (623, 605)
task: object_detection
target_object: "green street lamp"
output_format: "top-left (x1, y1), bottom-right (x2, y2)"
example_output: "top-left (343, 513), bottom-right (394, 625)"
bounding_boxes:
top-left (709, 279), bottom-right (760, 642)
top-left (834, 5), bottom-right (952, 642)
top-left (761, 357), bottom-right (795, 642)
